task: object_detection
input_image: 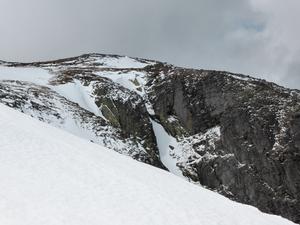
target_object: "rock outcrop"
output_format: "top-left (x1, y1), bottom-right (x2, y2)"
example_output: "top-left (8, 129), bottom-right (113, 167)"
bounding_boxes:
top-left (145, 63), bottom-right (300, 223)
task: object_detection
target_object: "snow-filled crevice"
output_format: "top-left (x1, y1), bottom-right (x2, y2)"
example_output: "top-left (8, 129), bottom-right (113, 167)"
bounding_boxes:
top-left (150, 118), bottom-right (183, 177)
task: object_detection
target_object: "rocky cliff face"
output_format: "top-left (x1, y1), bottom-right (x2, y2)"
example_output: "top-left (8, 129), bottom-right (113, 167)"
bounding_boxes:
top-left (0, 54), bottom-right (299, 223)
top-left (145, 64), bottom-right (300, 222)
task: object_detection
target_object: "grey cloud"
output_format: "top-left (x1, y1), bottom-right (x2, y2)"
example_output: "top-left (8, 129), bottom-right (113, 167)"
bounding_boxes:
top-left (0, 0), bottom-right (299, 89)
top-left (283, 58), bottom-right (300, 89)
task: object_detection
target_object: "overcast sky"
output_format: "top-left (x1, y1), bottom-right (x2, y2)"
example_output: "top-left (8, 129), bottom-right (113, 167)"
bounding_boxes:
top-left (0, 0), bottom-right (299, 89)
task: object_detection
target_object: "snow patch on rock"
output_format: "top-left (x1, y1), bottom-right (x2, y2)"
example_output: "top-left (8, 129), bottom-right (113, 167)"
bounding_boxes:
top-left (51, 80), bottom-right (105, 119)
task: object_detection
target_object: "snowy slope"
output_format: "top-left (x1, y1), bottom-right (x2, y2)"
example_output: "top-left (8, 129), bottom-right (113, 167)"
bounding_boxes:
top-left (0, 65), bottom-right (51, 85)
top-left (0, 59), bottom-right (157, 165)
top-left (0, 104), bottom-right (295, 225)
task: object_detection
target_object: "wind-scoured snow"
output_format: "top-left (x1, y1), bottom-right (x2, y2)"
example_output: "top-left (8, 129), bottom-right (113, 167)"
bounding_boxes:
top-left (51, 80), bottom-right (105, 119)
top-left (94, 56), bottom-right (152, 68)
top-left (0, 104), bottom-right (295, 225)
top-left (0, 65), bottom-right (52, 85)
top-left (95, 71), bottom-right (147, 96)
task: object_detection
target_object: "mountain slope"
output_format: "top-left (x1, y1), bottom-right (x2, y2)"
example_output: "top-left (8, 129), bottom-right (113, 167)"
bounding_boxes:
top-left (0, 55), bottom-right (164, 168)
top-left (0, 104), bottom-right (295, 225)
top-left (0, 53), bottom-right (299, 222)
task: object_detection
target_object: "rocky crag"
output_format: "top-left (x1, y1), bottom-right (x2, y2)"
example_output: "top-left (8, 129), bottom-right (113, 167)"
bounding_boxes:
top-left (0, 54), bottom-right (299, 223)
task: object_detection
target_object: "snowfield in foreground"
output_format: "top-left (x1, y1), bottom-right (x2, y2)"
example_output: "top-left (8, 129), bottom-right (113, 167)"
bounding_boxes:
top-left (0, 104), bottom-right (295, 225)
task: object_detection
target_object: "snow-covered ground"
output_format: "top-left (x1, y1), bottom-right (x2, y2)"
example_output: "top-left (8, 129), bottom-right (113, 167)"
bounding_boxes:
top-left (0, 104), bottom-right (295, 225)
top-left (94, 55), bottom-right (153, 68)
top-left (0, 65), bottom-right (103, 119)
top-left (0, 65), bottom-right (52, 85)
top-left (95, 70), bottom-right (147, 97)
